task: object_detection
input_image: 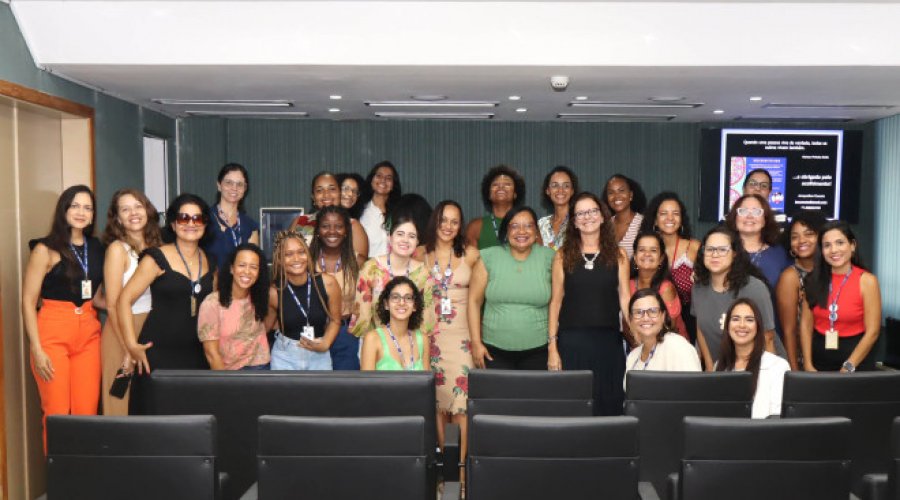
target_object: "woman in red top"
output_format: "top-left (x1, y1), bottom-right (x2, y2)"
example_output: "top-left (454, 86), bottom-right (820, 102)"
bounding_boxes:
top-left (800, 221), bottom-right (881, 372)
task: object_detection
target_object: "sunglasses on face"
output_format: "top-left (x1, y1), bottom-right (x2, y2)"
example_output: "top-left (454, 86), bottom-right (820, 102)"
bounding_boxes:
top-left (174, 213), bottom-right (209, 226)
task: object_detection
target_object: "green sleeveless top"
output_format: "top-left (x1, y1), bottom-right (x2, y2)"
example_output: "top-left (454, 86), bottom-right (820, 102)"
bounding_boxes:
top-left (477, 213), bottom-right (502, 250)
top-left (375, 327), bottom-right (426, 371)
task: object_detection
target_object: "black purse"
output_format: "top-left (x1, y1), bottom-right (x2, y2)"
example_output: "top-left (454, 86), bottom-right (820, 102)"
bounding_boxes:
top-left (108, 368), bottom-right (133, 399)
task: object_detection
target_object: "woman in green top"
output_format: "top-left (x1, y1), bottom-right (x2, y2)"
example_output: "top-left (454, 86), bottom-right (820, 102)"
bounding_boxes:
top-left (469, 206), bottom-right (555, 370)
top-left (464, 165), bottom-right (528, 250)
top-left (361, 276), bottom-right (427, 371)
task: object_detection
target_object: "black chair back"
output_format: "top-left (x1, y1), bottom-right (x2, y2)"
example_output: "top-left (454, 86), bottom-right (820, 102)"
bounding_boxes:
top-left (467, 415), bottom-right (639, 500)
top-left (681, 416), bottom-right (852, 500)
top-left (257, 415), bottom-right (426, 500)
top-left (624, 371), bottom-right (753, 494)
top-left (782, 371), bottom-right (900, 495)
top-left (143, 370), bottom-right (436, 500)
top-left (467, 369), bottom-right (593, 418)
top-left (47, 415), bottom-right (217, 500)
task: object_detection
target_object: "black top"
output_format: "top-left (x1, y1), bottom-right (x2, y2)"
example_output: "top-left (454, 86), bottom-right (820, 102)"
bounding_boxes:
top-left (30, 237), bottom-right (104, 307)
top-left (278, 274), bottom-right (330, 339)
top-left (559, 253), bottom-right (621, 330)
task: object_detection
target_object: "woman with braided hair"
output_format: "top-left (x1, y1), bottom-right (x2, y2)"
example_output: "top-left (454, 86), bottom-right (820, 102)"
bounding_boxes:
top-left (267, 229), bottom-right (342, 370)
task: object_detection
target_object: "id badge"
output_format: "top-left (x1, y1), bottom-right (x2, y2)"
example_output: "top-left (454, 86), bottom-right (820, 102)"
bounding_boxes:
top-left (441, 297), bottom-right (453, 316)
top-left (81, 280), bottom-right (92, 299)
top-left (825, 329), bottom-right (839, 350)
top-left (301, 326), bottom-right (316, 340)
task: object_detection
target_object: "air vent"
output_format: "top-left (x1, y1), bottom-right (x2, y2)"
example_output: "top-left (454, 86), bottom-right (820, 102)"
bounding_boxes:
top-left (154, 99), bottom-right (293, 107)
top-left (184, 110), bottom-right (309, 117)
top-left (557, 113), bottom-right (676, 122)
top-left (734, 116), bottom-right (853, 123)
top-left (365, 101), bottom-right (499, 108)
top-left (568, 101), bottom-right (702, 109)
top-left (373, 112), bottom-right (494, 119)
top-left (762, 103), bottom-right (893, 110)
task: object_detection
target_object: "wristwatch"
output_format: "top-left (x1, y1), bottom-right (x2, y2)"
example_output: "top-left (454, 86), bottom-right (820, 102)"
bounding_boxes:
top-left (841, 360), bottom-right (856, 373)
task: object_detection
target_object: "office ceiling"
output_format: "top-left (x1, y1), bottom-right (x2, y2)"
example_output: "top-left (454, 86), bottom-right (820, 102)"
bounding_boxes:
top-left (10, 0), bottom-right (900, 122)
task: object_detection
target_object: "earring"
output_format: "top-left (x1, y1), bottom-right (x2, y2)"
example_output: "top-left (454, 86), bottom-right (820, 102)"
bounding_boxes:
top-left (789, 249), bottom-right (797, 258)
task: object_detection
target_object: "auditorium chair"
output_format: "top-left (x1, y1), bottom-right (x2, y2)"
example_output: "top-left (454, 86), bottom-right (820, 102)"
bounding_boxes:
top-left (624, 371), bottom-right (754, 496)
top-left (466, 415), bottom-right (640, 500)
top-left (466, 369), bottom-right (594, 418)
top-left (46, 415), bottom-right (219, 500)
top-left (858, 417), bottom-right (900, 500)
top-left (782, 371), bottom-right (900, 496)
top-left (255, 415), bottom-right (426, 500)
top-left (671, 416), bottom-right (852, 500)
top-left (141, 370), bottom-right (437, 500)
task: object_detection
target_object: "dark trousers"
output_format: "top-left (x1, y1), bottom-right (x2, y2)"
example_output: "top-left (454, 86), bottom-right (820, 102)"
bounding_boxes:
top-left (812, 331), bottom-right (875, 371)
top-left (483, 343), bottom-right (549, 371)
top-left (329, 325), bottom-right (360, 370)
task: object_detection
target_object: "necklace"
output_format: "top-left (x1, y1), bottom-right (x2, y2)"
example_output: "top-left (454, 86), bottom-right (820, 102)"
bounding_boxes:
top-left (174, 241), bottom-right (203, 316)
top-left (581, 251), bottom-right (599, 270)
top-left (386, 252), bottom-right (410, 278)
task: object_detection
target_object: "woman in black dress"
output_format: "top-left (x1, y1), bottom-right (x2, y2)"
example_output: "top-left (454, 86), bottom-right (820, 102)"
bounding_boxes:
top-left (118, 193), bottom-right (216, 414)
top-left (548, 192), bottom-right (630, 415)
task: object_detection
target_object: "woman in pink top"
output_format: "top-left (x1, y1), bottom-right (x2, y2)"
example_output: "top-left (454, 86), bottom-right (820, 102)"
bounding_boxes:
top-left (627, 232), bottom-right (688, 339)
top-left (198, 243), bottom-right (274, 370)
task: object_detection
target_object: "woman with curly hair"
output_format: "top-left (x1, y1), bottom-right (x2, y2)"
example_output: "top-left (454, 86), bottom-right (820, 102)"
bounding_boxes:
top-left (641, 191), bottom-right (700, 311)
top-left (360, 276), bottom-right (428, 371)
top-left (692, 226), bottom-right (785, 370)
top-left (100, 188), bottom-right (162, 415)
top-left (197, 244), bottom-right (273, 370)
top-left (465, 164), bottom-right (527, 250)
top-left (548, 192), bottom-right (630, 415)
top-left (604, 173), bottom-right (647, 259)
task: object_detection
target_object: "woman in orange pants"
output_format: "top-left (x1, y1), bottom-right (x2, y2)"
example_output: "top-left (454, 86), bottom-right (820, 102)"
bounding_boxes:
top-left (21, 185), bottom-right (104, 452)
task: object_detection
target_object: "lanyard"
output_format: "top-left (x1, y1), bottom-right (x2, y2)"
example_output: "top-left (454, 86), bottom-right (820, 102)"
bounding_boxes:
top-left (431, 255), bottom-right (453, 293)
top-left (827, 266), bottom-right (853, 329)
top-left (286, 275), bottom-right (312, 326)
top-left (385, 326), bottom-right (416, 371)
top-left (488, 213), bottom-right (500, 239)
top-left (386, 252), bottom-right (410, 279)
top-left (174, 241), bottom-right (202, 295)
top-left (631, 343), bottom-right (658, 371)
top-left (215, 205), bottom-right (242, 247)
top-left (748, 245), bottom-right (767, 267)
top-left (70, 242), bottom-right (89, 278)
top-left (320, 254), bottom-right (341, 273)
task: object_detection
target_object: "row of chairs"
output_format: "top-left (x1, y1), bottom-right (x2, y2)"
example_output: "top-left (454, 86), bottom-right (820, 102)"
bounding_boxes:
top-left (45, 413), bottom-right (900, 500)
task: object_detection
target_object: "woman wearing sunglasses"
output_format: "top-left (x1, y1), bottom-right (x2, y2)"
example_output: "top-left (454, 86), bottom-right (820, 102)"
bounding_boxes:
top-left (726, 194), bottom-right (791, 289)
top-left (118, 193), bottom-right (216, 414)
top-left (624, 288), bottom-right (700, 386)
top-left (205, 163), bottom-right (260, 271)
top-left (360, 276), bottom-right (428, 371)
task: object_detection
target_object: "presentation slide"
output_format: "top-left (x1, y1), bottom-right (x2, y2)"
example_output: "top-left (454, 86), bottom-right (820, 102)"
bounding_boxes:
top-left (718, 129), bottom-right (843, 221)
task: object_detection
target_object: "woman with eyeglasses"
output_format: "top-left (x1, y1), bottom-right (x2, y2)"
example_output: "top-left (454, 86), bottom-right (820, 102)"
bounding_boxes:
top-left (465, 165), bottom-right (528, 250)
top-left (603, 174), bottom-right (647, 259)
top-left (99, 188), bottom-right (162, 415)
top-left (548, 193), bottom-right (630, 414)
top-left (337, 172), bottom-right (366, 219)
top-left (205, 163), bottom-right (259, 271)
top-left (359, 161), bottom-right (402, 257)
top-left (350, 213), bottom-right (436, 341)
top-left (800, 221), bottom-right (881, 372)
top-left (626, 232), bottom-right (689, 339)
top-left (538, 166), bottom-right (578, 251)
top-left (469, 206), bottom-right (554, 370)
top-left (309, 205), bottom-right (361, 370)
top-left (726, 194), bottom-right (791, 289)
top-left (22, 185), bottom-right (104, 449)
top-left (119, 194), bottom-right (216, 414)
top-left (774, 211), bottom-right (826, 370)
top-left (293, 171), bottom-right (369, 265)
top-left (742, 169), bottom-right (773, 201)
top-left (692, 226), bottom-right (784, 370)
top-left (717, 298), bottom-right (790, 418)
top-left (624, 288), bottom-right (700, 386)
top-left (361, 277), bottom-right (428, 371)
top-left (268, 229), bottom-right (342, 370)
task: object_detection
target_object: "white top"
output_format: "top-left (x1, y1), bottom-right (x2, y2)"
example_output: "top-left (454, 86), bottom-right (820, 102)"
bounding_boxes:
top-left (360, 200), bottom-right (388, 258)
top-left (616, 212), bottom-right (644, 260)
top-left (624, 332), bottom-right (702, 388)
top-left (122, 241), bottom-right (152, 314)
top-left (749, 352), bottom-right (791, 419)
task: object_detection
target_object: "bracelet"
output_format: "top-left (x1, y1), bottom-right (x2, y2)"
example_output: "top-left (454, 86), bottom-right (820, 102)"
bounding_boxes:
top-left (548, 335), bottom-right (558, 342)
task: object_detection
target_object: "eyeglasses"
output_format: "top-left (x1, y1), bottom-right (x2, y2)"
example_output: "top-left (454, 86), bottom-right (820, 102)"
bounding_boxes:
top-left (549, 182), bottom-right (572, 190)
top-left (736, 207), bottom-right (764, 217)
top-left (221, 179), bottom-right (247, 190)
top-left (631, 307), bottom-right (661, 319)
top-left (341, 185), bottom-right (359, 196)
top-left (703, 245), bottom-right (731, 257)
top-left (574, 208), bottom-right (602, 220)
top-left (389, 293), bottom-right (415, 304)
top-left (175, 213), bottom-right (209, 226)
top-left (745, 179), bottom-right (771, 190)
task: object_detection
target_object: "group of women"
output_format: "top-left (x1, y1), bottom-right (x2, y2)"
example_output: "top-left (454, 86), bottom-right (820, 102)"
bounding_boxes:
top-left (23, 162), bottom-right (882, 456)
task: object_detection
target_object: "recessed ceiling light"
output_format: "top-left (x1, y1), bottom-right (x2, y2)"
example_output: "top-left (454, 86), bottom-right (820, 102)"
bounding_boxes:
top-left (365, 101), bottom-right (499, 108)
top-left (411, 95), bottom-right (448, 101)
top-left (714, 109), bottom-right (725, 114)
top-left (649, 96), bottom-right (686, 102)
top-left (153, 99), bottom-right (293, 107)
top-left (516, 108), bottom-right (527, 113)
top-left (575, 96), bottom-right (589, 101)
top-left (508, 95), bottom-right (521, 101)
top-left (328, 108), bottom-right (341, 113)
top-left (749, 96), bottom-right (763, 102)
top-left (329, 95), bottom-right (342, 100)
